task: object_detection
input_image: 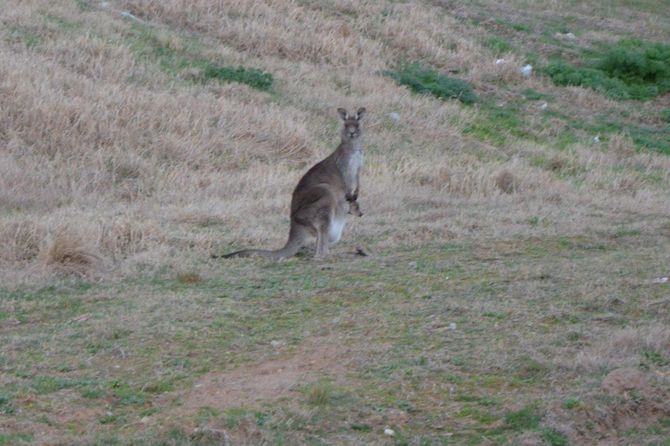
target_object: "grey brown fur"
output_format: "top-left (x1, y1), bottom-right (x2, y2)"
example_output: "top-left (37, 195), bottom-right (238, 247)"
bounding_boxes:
top-left (222, 107), bottom-right (366, 259)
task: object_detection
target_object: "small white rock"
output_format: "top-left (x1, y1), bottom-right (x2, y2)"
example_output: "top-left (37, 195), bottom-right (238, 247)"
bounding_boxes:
top-left (270, 340), bottom-right (283, 348)
top-left (388, 112), bottom-right (400, 123)
top-left (540, 102), bottom-right (548, 110)
top-left (652, 277), bottom-right (669, 284)
top-left (520, 64), bottom-right (533, 77)
top-left (384, 428), bottom-right (395, 436)
top-left (448, 323), bottom-right (457, 331)
top-left (593, 135), bottom-right (600, 143)
top-left (495, 58), bottom-right (506, 65)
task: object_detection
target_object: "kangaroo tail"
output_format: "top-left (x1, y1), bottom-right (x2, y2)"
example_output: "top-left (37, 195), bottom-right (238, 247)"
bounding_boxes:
top-left (216, 224), bottom-right (307, 260)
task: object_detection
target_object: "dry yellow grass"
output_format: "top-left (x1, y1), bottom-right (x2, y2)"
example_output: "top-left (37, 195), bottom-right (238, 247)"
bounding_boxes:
top-left (0, 3), bottom-right (669, 441)
top-left (0, 0), bottom-right (668, 287)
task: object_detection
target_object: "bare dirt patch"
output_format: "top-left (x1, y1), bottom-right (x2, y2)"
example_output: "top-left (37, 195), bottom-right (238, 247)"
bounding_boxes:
top-left (161, 335), bottom-right (353, 416)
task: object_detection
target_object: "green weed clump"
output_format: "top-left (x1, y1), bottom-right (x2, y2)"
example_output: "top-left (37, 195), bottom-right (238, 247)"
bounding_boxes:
top-left (386, 64), bottom-right (478, 104)
top-left (129, 27), bottom-right (273, 91)
top-left (545, 39), bottom-right (670, 100)
top-left (484, 36), bottom-right (514, 55)
top-left (202, 65), bottom-right (273, 91)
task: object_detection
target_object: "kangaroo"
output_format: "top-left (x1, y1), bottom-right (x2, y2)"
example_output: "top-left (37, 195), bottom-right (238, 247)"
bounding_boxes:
top-left (222, 107), bottom-right (366, 259)
top-left (348, 199), bottom-right (363, 217)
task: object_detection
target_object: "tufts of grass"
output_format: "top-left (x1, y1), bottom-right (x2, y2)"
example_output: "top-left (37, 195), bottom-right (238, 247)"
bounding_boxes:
top-left (545, 39), bottom-right (670, 100)
top-left (386, 64), bottom-right (478, 104)
top-left (642, 350), bottom-right (667, 366)
top-left (484, 36), bottom-right (514, 55)
top-left (464, 102), bottom-right (529, 145)
top-left (202, 65), bottom-right (273, 91)
top-left (176, 271), bottom-right (203, 284)
top-left (0, 433), bottom-right (33, 446)
top-left (563, 398), bottom-right (581, 409)
top-left (522, 88), bottom-right (555, 101)
top-left (4, 25), bottom-right (42, 49)
top-left (128, 27), bottom-right (273, 91)
top-left (305, 380), bottom-right (335, 406)
top-left (515, 356), bottom-right (549, 383)
top-left (504, 404), bottom-right (543, 431)
top-left (110, 380), bottom-right (147, 406)
top-left (31, 376), bottom-right (79, 395)
top-left (0, 395), bottom-right (15, 415)
top-left (542, 428), bottom-right (569, 446)
top-left (572, 117), bottom-right (670, 155)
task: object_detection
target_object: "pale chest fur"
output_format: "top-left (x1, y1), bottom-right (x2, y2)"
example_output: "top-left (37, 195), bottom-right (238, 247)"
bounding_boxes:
top-left (347, 149), bottom-right (363, 178)
top-left (338, 145), bottom-right (363, 191)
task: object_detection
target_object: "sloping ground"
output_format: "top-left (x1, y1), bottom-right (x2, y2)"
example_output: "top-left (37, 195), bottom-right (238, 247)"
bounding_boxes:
top-left (1, 0), bottom-right (669, 444)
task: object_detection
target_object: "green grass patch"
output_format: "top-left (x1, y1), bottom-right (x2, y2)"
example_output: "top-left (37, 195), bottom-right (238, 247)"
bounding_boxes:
top-left (456, 405), bottom-right (499, 424)
top-left (31, 376), bottom-right (79, 395)
top-left (306, 381), bottom-right (333, 405)
top-left (522, 88), bottom-right (555, 101)
top-left (563, 398), bottom-right (581, 409)
top-left (515, 356), bottom-right (549, 383)
top-left (545, 39), bottom-right (670, 100)
top-left (542, 428), bottom-right (569, 446)
top-left (0, 433), bottom-right (33, 446)
top-left (642, 350), bottom-right (667, 366)
top-left (386, 64), bottom-right (478, 104)
top-left (5, 25), bottom-right (42, 49)
top-left (504, 404), bottom-right (543, 431)
top-left (127, 27), bottom-right (273, 91)
top-left (463, 102), bottom-right (530, 146)
top-left (0, 395), bottom-right (15, 415)
top-left (484, 37), bottom-right (514, 55)
top-left (110, 380), bottom-right (147, 406)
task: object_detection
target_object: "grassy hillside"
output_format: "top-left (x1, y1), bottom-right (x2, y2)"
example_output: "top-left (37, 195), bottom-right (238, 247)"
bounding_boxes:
top-left (1, 0), bottom-right (669, 444)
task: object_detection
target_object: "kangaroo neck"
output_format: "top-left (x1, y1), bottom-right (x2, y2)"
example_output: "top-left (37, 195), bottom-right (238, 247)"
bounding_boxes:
top-left (336, 137), bottom-right (362, 155)
top-left (334, 137), bottom-right (363, 192)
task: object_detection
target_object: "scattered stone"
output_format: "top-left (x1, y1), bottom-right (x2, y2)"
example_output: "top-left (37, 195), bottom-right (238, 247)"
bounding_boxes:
top-left (520, 64), bottom-right (533, 77)
top-left (448, 323), bottom-right (457, 331)
top-left (384, 428), bottom-right (395, 436)
top-left (539, 102), bottom-right (548, 110)
top-left (495, 58), bottom-right (506, 65)
top-left (387, 112), bottom-right (400, 123)
top-left (652, 277), bottom-right (668, 284)
top-left (119, 11), bottom-right (146, 24)
top-left (556, 32), bottom-right (577, 40)
top-left (593, 135), bottom-right (601, 143)
top-left (270, 340), bottom-right (284, 349)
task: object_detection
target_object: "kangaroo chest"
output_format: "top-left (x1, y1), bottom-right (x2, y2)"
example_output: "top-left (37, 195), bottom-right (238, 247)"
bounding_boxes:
top-left (340, 148), bottom-right (363, 188)
top-left (348, 150), bottom-right (363, 175)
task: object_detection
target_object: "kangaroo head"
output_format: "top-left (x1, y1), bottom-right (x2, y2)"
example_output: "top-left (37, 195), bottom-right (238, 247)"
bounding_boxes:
top-left (348, 199), bottom-right (363, 217)
top-left (337, 107), bottom-right (366, 142)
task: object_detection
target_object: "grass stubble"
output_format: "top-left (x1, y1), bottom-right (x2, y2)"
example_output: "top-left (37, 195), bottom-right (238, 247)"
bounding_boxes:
top-left (0, 0), bottom-right (669, 444)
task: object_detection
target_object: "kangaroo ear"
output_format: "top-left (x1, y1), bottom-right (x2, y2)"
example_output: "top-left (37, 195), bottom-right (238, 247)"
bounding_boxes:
top-left (356, 107), bottom-right (366, 120)
top-left (337, 108), bottom-right (348, 120)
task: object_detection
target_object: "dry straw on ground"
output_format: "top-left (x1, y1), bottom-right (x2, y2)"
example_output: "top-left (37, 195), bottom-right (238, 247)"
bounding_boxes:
top-left (1, 1), bottom-right (669, 444)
